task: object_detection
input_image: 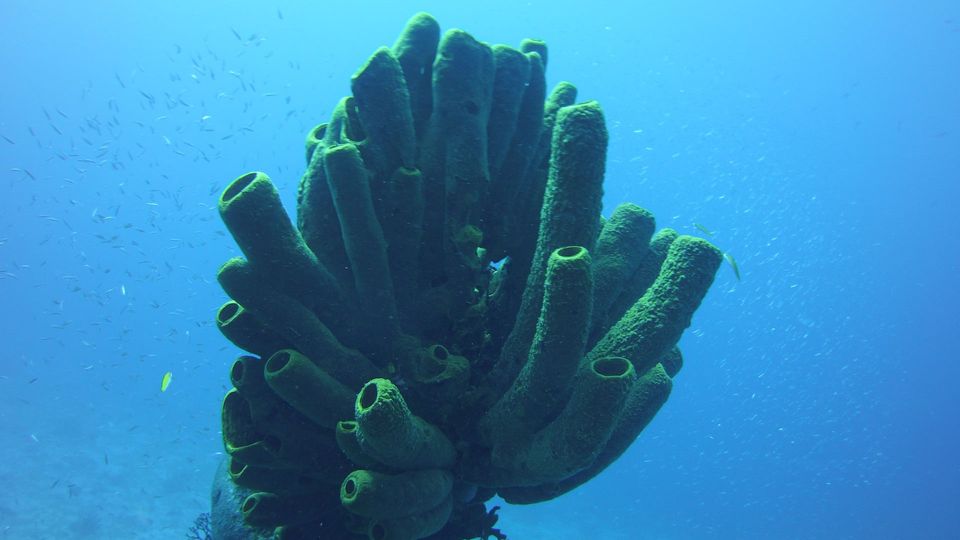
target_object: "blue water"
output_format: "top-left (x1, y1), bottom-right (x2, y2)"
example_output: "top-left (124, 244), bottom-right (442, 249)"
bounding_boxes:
top-left (1, 1), bottom-right (957, 538)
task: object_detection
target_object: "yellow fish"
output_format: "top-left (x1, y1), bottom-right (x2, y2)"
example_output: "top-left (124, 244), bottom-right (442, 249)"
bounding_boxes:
top-left (160, 371), bottom-right (173, 392)
top-left (693, 222), bottom-right (715, 237)
top-left (723, 252), bottom-right (741, 281)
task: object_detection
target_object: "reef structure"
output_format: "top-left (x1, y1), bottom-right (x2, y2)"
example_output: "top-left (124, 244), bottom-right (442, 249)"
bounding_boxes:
top-left (212, 12), bottom-right (722, 540)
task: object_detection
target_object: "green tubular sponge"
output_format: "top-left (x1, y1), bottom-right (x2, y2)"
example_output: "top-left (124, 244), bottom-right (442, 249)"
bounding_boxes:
top-left (224, 387), bottom-right (346, 472)
top-left (432, 29), bottom-right (494, 228)
top-left (351, 47), bottom-right (417, 171)
top-left (498, 362), bottom-right (672, 504)
top-left (519, 38), bottom-right (548, 67)
top-left (305, 123), bottom-right (327, 164)
top-left (404, 344), bottom-right (470, 401)
top-left (228, 359), bottom-right (355, 475)
top-left (481, 245), bottom-right (593, 446)
top-left (483, 50), bottom-right (545, 261)
top-left (461, 79), bottom-right (576, 353)
top-left (228, 458), bottom-right (330, 495)
top-left (502, 81), bottom-right (578, 263)
top-left (340, 469), bottom-right (454, 519)
top-left (596, 227), bottom-right (679, 344)
top-left (486, 45), bottom-right (531, 177)
top-left (495, 100), bottom-right (607, 395)
top-left (326, 96), bottom-right (367, 145)
top-left (367, 496), bottom-right (453, 540)
top-left (488, 356), bottom-right (637, 486)
top-left (221, 388), bottom-right (282, 467)
top-left (589, 204), bottom-right (656, 339)
top-left (218, 257), bottom-right (381, 389)
top-left (241, 491), bottom-right (326, 529)
top-left (419, 28), bottom-right (494, 271)
top-left (228, 356), bottom-right (277, 425)
top-left (391, 12), bottom-right (440, 140)
top-left (218, 171), bottom-right (351, 325)
top-left (381, 166), bottom-right (424, 327)
top-left (336, 421), bottom-right (383, 469)
top-left (216, 301), bottom-right (289, 358)
top-left (660, 346), bottom-right (684, 378)
top-left (354, 378), bottom-right (456, 470)
top-left (588, 235), bottom-right (722, 376)
top-left (264, 349), bottom-right (356, 429)
top-left (323, 143), bottom-right (401, 348)
top-left (297, 139), bottom-right (354, 293)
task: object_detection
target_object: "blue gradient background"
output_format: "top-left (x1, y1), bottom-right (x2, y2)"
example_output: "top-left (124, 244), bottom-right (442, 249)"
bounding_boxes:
top-left (1, 1), bottom-right (957, 538)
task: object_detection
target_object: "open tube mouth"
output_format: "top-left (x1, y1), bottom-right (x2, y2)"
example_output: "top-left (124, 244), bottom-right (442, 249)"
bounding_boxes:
top-left (221, 172), bottom-right (259, 204)
top-left (229, 360), bottom-right (246, 388)
top-left (556, 245), bottom-right (585, 258)
top-left (228, 459), bottom-right (246, 477)
top-left (241, 494), bottom-right (259, 514)
top-left (310, 123), bottom-right (327, 141)
top-left (342, 476), bottom-right (358, 500)
top-left (592, 356), bottom-right (630, 378)
top-left (359, 381), bottom-right (379, 410)
top-left (266, 350), bottom-right (292, 374)
top-left (216, 301), bottom-right (241, 325)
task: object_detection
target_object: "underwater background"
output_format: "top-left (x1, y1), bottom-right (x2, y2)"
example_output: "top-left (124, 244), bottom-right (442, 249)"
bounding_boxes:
top-left (1, 0), bottom-right (957, 538)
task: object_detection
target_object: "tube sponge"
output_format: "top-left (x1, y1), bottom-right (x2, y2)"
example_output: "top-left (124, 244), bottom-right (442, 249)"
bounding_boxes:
top-left (241, 491), bottom-right (327, 528)
top-left (354, 378), bottom-right (456, 470)
top-left (215, 301), bottom-right (289, 358)
top-left (210, 12), bottom-right (726, 538)
top-left (483, 356), bottom-right (637, 487)
top-left (481, 245), bottom-right (593, 446)
top-left (264, 349), bottom-right (355, 429)
top-left (588, 235), bottom-right (722, 375)
top-left (340, 469), bottom-right (453, 519)
top-left (494, 100), bottom-right (608, 396)
top-left (367, 496), bottom-right (453, 540)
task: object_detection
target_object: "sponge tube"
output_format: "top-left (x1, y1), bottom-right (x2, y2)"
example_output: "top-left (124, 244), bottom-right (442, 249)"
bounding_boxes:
top-left (340, 469), bottom-right (453, 519)
top-left (354, 378), bottom-right (456, 470)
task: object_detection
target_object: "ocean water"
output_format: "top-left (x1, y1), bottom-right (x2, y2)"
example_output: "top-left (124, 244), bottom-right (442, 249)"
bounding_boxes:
top-left (1, 1), bottom-right (957, 539)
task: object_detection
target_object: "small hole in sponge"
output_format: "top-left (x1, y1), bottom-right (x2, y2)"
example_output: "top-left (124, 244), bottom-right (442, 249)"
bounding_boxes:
top-left (432, 345), bottom-right (449, 360)
top-left (241, 495), bottom-right (258, 513)
top-left (343, 478), bottom-right (358, 497)
top-left (370, 523), bottom-right (387, 540)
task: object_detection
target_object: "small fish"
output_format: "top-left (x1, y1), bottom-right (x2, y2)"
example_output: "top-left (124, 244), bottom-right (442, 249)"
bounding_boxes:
top-left (121, 284), bottom-right (126, 296)
top-left (693, 222), bottom-right (715, 237)
top-left (160, 371), bottom-right (173, 392)
top-left (723, 252), bottom-right (741, 281)
top-left (230, 27), bottom-right (242, 41)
